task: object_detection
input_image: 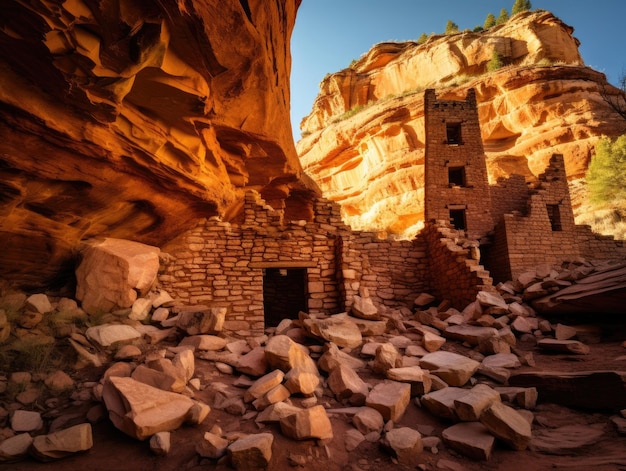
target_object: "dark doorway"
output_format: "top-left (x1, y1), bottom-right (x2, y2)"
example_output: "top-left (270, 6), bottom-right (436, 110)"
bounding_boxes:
top-left (450, 208), bottom-right (467, 230)
top-left (263, 268), bottom-right (308, 327)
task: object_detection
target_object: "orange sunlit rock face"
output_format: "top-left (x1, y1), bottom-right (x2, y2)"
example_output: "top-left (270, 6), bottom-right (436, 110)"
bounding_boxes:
top-left (297, 11), bottom-right (625, 238)
top-left (0, 0), bottom-right (308, 289)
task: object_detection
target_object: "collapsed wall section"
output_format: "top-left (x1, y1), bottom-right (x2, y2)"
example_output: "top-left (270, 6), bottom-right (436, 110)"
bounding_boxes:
top-left (159, 191), bottom-right (429, 337)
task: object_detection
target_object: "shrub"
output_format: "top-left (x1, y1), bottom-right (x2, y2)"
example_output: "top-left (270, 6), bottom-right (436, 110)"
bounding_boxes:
top-left (487, 50), bottom-right (504, 72)
top-left (586, 135), bottom-right (626, 206)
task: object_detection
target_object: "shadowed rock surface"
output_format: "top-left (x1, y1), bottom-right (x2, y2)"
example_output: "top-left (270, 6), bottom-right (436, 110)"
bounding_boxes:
top-left (0, 0), bottom-right (310, 289)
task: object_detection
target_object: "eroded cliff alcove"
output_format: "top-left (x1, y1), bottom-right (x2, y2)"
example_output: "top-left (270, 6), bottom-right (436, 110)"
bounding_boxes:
top-left (0, 0), bottom-right (311, 289)
top-left (297, 10), bottom-right (626, 239)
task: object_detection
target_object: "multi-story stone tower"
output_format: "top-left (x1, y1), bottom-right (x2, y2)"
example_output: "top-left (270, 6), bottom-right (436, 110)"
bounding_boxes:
top-left (424, 89), bottom-right (493, 241)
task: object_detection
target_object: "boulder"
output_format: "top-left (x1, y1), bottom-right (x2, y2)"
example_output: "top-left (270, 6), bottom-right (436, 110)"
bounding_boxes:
top-left (423, 331), bottom-right (446, 352)
top-left (284, 367), bottom-right (320, 396)
top-left (0, 433), bottom-right (33, 462)
top-left (244, 370), bottom-right (285, 403)
top-left (353, 407), bottom-right (384, 435)
top-left (256, 402), bottom-right (301, 424)
top-left (302, 313), bottom-right (363, 348)
top-left (344, 429), bottom-right (366, 451)
top-left (494, 387), bottom-right (538, 409)
top-left (30, 423), bottom-right (93, 461)
top-left (76, 238), bottom-right (160, 315)
top-left (25, 293), bottom-right (53, 314)
top-left (318, 343), bottom-right (366, 373)
top-left (421, 387), bottom-right (469, 421)
top-left (102, 376), bottom-right (194, 440)
top-left (479, 402), bottom-right (532, 451)
top-left (476, 291), bottom-right (508, 310)
top-left (280, 405), bottom-right (333, 440)
top-left (264, 335), bottom-right (318, 374)
top-left (386, 366), bottom-right (432, 395)
top-left (237, 347), bottom-right (269, 377)
top-left (453, 384), bottom-right (501, 421)
top-left (131, 364), bottom-right (183, 393)
top-left (253, 384), bottom-right (290, 411)
top-left (176, 306), bottom-right (226, 335)
top-left (196, 431), bottom-right (229, 459)
top-left (172, 349), bottom-right (195, 384)
top-left (228, 433), bottom-right (274, 471)
top-left (365, 381), bottom-right (411, 422)
top-left (351, 295), bottom-right (380, 320)
top-left (179, 335), bottom-right (227, 351)
top-left (442, 422), bottom-right (495, 460)
top-left (85, 324), bottom-right (141, 348)
top-left (372, 343), bottom-right (400, 374)
top-left (381, 427), bottom-right (423, 466)
top-left (11, 409), bottom-right (43, 432)
top-left (129, 297), bottom-right (153, 321)
top-left (419, 351), bottom-right (480, 387)
top-left (328, 363), bottom-right (369, 405)
top-left (149, 431), bottom-right (170, 456)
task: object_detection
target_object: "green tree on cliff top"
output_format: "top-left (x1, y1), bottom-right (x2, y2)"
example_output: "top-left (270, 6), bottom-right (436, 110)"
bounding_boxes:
top-left (512, 0), bottom-right (532, 15)
top-left (496, 8), bottom-right (510, 25)
top-left (586, 135), bottom-right (626, 205)
top-left (445, 20), bottom-right (459, 34)
top-left (484, 13), bottom-right (496, 29)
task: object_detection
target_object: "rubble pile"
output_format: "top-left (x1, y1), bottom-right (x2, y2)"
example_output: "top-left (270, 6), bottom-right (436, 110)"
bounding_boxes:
top-left (0, 259), bottom-right (625, 469)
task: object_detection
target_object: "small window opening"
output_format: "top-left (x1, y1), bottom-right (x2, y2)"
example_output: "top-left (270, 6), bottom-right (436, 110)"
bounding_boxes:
top-left (448, 166), bottom-right (466, 187)
top-left (449, 209), bottom-right (467, 230)
top-left (546, 204), bottom-right (562, 231)
top-left (446, 123), bottom-right (462, 145)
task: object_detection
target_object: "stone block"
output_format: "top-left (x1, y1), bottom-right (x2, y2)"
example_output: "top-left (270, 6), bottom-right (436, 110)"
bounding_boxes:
top-left (365, 381), bottom-right (411, 422)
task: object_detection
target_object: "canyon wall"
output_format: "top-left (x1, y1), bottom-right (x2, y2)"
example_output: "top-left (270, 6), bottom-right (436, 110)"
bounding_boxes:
top-left (0, 0), bottom-right (307, 289)
top-left (297, 10), bottom-right (626, 238)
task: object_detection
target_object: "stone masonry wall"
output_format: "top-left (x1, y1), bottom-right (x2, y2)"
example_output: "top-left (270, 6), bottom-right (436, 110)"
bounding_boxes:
top-left (488, 155), bottom-right (581, 281)
top-left (424, 89), bottom-right (493, 241)
top-left (159, 191), bottom-right (429, 338)
top-left (490, 173), bottom-right (530, 221)
top-left (423, 221), bottom-right (494, 309)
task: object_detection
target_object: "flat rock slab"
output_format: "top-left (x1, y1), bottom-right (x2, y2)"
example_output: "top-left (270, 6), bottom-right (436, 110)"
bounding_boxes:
top-left (444, 325), bottom-right (498, 346)
top-left (302, 314), bottom-right (362, 349)
top-left (537, 339), bottom-right (590, 355)
top-left (86, 324), bottom-right (142, 347)
top-left (442, 422), bottom-right (495, 460)
top-left (31, 423), bottom-right (93, 461)
top-left (482, 353), bottom-right (522, 369)
top-left (530, 424), bottom-right (605, 455)
top-left (480, 402), bottom-right (532, 451)
top-left (419, 351), bottom-right (480, 386)
top-left (509, 370), bottom-right (626, 410)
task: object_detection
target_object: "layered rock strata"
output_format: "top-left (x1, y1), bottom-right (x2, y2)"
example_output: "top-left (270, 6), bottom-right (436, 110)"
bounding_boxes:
top-left (297, 10), bottom-right (626, 238)
top-left (0, 0), bottom-right (307, 289)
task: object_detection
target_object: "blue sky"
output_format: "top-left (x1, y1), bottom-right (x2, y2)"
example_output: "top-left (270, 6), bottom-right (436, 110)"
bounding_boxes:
top-left (290, 0), bottom-right (626, 140)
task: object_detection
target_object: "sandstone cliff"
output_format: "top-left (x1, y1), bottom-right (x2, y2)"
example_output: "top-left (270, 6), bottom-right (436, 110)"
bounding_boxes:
top-left (297, 10), bottom-right (626, 238)
top-left (0, 0), bottom-right (308, 289)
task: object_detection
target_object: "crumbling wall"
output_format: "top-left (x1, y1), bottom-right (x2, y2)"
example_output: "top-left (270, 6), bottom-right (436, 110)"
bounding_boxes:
top-left (575, 225), bottom-right (626, 260)
top-left (159, 191), bottom-right (429, 337)
top-left (423, 222), bottom-right (494, 309)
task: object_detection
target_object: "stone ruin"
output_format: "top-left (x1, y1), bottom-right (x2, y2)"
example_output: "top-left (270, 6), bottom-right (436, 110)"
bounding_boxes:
top-left (1, 89), bottom-right (626, 468)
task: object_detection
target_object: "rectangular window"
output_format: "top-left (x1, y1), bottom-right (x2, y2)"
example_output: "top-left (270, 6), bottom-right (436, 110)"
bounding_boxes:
top-left (546, 204), bottom-right (562, 231)
top-left (448, 166), bottom-right (466, 187)
top-left (446, 123), bottom-right (462, 145)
